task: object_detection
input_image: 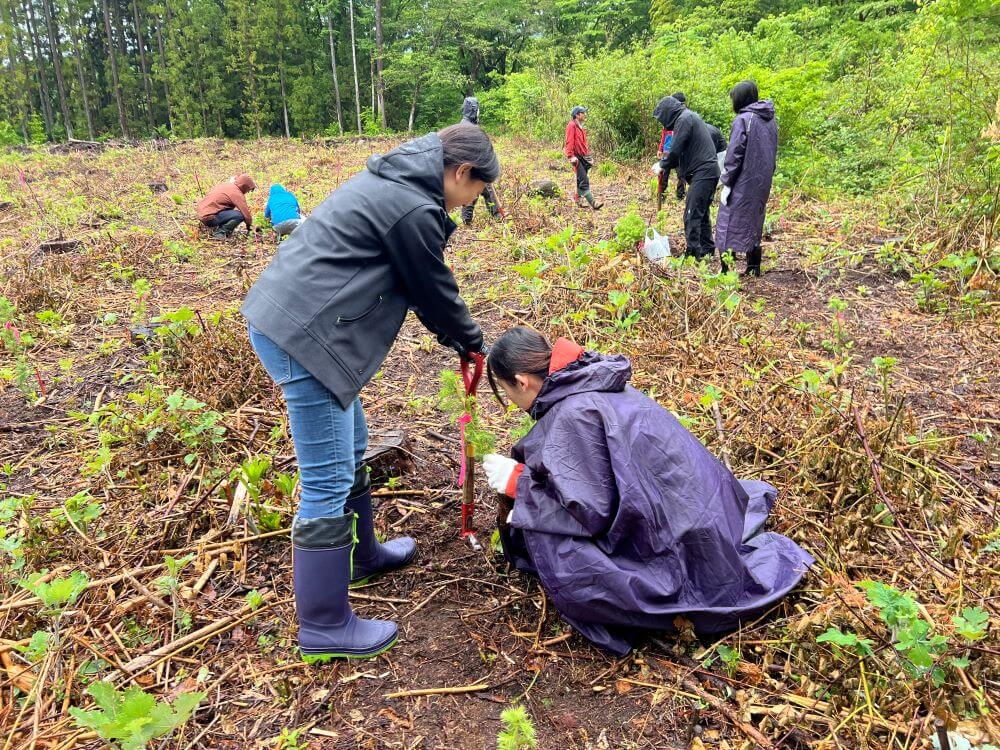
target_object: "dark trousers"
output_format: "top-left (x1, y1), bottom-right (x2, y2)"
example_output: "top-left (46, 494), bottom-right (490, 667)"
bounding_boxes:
top-left (203, 209), bottom-right (243, 227)
top-left (664, 166), bottom-right (685, 198)
top-left (574, 158), bottom-right (591, 195)
top-left (684, 176), bottom-right (717, 259)
top-left (461, 184), bottom-right (500, 224)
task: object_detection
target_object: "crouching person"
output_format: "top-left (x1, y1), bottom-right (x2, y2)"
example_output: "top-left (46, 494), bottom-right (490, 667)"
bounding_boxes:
top-left (265, 184), bottom-right (305, 238)
top-left (197, 174), bottom-right (256, 238)
top-left (482, 327), bottom-right (813, 656)
top-left (241, 125), bottom-right (497, 662)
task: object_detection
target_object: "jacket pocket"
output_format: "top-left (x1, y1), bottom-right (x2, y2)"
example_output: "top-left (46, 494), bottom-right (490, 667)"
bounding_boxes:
top-left (336, 295), bottom-right (383, 324)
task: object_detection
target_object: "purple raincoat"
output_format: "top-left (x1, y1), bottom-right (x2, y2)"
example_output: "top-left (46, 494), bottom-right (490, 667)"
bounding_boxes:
top-left (501, 345), bottom-right (813, 656)
top-left (715, 100), bottom-right (778, 257)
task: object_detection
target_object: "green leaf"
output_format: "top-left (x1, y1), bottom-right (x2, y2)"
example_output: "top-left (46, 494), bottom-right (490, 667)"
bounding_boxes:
top-left (952, 606), bottom-right (989, 642)
top-left (906, 645), bottom-right (933, 669)
top-left (816, 627), bottom-right (873, 656)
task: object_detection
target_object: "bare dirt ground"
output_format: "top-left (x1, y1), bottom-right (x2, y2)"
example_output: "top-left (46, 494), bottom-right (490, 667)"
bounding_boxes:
top-left (1, 137), bottom-right (997, 749)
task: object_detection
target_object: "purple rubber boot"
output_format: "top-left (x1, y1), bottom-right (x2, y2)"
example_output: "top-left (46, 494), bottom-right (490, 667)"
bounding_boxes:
top-left (345, 466), bottom-right (417, 585)
top-left (292, 513), bottom-right (397, 662)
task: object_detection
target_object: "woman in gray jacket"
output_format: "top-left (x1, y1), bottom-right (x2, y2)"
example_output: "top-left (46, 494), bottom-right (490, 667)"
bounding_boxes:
top-left (242, 125), bottom-right (498, 661)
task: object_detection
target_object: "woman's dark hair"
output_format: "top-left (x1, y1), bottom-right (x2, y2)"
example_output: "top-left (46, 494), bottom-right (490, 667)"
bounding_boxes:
top-left (438, 124), bottom-right (501, 183)
top-left (486, 326), bottom-right (551, 408)
top-left (730, 80), bottom-right (759, 114)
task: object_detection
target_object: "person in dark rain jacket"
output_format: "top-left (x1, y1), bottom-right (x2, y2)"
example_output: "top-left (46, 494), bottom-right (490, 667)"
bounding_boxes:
top-left (242, 126), bottom-right (498, 662)
top-left (481, 327), bottom-right (813, 656)
top-left (653, 96), bottom-right (719, 260)
top-left (458, 96), bottom-right (503, 225)
top-left (716, 81), bottom-right (778, 276)
top-left (657, 92), bottom-right (689, 200)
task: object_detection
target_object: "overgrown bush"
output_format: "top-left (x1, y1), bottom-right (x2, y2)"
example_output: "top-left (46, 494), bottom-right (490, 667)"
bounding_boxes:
top-left (489, 0), bottom-right (999, 248)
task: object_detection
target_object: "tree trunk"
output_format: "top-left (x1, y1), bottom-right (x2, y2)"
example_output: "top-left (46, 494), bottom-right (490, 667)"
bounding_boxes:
top-left (131, 0), bottom-right (156, 132)
top-left (67, 0), bottom-right (95, 139)
top-left (22, 0), bottom-right (54, 137)
top-left (407, 80), bottom-right (419, 132)
top-left (348, 0), bottom-right (361, 133)
top-left (279, 61), bottom-right (290, 138)
top-left (39, 0), bottom-right (74, 140)
top-left (100, 0), bottom-right (128, 137)
top-left (369, 52), bottom-right (374, 119)
top-left (1, 0), bottom-right (31, 140)
top-left (109, 0), bottom-right (125, 56)
top-left (154, 14), bottom-right (171, 132)
top-left (326, 12), bottom-right (343, 135)
top-left (374, 0), bottom-right (385, 129)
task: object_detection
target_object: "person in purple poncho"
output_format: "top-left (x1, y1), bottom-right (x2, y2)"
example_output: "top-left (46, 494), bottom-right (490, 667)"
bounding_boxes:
top-left (715, 80), bottom-right (779, 276)
top-left (481, 326), bottom-right (813, 656)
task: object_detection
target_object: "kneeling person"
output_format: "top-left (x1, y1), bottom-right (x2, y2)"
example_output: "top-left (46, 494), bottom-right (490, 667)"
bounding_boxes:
top-left (265, 183), bottom-right (304, 238)
top-left (483, 326), bottom-right (813, 656)
top-left (197, 174), bottom-right (256, 238)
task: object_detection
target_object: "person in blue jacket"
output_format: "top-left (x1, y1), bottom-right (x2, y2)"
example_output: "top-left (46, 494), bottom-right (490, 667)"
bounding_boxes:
top-left (264, 184), bottom-right (304, 238)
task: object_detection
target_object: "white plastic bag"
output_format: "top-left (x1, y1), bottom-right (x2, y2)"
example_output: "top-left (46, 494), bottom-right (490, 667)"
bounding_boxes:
top-left (642, 227), bottom-right (671, 262)
top-left (717, 151), bottom-right (726, 173)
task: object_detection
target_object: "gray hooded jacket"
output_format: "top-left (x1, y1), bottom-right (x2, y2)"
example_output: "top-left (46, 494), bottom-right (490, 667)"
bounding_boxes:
top-left (461, 97), bottom-right (480, 125)
top-left (241, 133), bottom-right (483, 408)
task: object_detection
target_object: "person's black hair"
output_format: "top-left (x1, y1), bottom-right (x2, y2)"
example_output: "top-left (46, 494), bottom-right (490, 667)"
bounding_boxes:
top-left (486, 326), bottom-right (551, 408)
top-left (671, 91), bottom-right (686, 104)
top-left (730, 80), bottom-right (759, 114)
top-left (437, 124), bottom-right (501, 183)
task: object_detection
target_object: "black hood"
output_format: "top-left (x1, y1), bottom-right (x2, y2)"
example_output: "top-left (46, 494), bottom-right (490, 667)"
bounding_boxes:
top-left (462, 97), bottom-right (480, 124)
top-left (653, 96), bottom-right (684, 130)
top-left (366, 132), bottom-right (444, 206)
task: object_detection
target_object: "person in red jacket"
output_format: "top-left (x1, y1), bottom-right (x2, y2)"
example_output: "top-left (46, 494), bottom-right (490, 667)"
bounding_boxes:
top-left (564, 106), bottom-right (603, 210)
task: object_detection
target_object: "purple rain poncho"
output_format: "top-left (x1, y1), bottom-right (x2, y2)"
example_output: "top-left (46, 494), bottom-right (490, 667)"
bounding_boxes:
top-left (715, 100), bottom-right (779, 257)
top-left (500, 343), bottom-right (813, 656)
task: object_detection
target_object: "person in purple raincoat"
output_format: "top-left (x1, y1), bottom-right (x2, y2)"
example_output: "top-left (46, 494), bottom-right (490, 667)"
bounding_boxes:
top-left (481, 326), bottom-right (812, 656)
top-left (715, 81), bottom-right (778, 277)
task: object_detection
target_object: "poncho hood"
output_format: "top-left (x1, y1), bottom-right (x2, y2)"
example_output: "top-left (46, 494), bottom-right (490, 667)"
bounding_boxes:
top-left (742, 99), bottom-right (775, 121)
top-left (530, 342), bottom-right (631, 420)
top-left (366, 132), bottom-right (445, 207)
top-left (653, 96), bottom-right (685, 130)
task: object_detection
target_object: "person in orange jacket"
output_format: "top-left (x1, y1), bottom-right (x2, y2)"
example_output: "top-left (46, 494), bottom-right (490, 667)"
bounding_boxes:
top-left (564, 106), bottom-right (603, 210)
top-left (196, 174), bottom-right (257, 239)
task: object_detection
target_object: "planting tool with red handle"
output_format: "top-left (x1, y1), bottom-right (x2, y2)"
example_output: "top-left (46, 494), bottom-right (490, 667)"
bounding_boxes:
top-left (457, 351), bottom-right (485, 550)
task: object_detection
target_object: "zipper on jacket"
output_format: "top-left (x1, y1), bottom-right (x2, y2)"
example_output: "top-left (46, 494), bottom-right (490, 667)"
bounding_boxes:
top-left (336, 295), bottom-right (383, 324)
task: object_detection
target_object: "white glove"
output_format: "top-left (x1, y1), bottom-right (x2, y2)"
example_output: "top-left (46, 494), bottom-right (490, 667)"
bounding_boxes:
top-left (650, 162), bottom-right (663, 175)
top-left (720, 186), bottom-right (731, 206)
top-left (570, 156), bottom-right (578, 164)
top-left (483, 454), bottom-right (519, 495)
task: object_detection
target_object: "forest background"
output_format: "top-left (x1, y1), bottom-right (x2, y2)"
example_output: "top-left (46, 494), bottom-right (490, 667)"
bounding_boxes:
top-left (0, 0), bottom-right (996, 246)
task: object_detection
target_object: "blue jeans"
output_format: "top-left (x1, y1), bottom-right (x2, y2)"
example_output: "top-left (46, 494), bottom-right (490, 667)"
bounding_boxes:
top-left (204, 209), bottom-right (244, 227)
top-left (248, 325), bottom-right (367, 519)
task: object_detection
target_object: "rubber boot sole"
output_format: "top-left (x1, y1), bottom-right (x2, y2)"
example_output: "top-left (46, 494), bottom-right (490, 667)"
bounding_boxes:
top-left (349, 547), bottom-right (418, 587)
top-left (300, 633), bottom-right (398, 663)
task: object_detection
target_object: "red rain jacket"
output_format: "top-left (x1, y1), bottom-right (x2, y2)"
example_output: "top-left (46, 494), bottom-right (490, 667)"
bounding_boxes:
top-left (564, 120), bottom-right (589, 160)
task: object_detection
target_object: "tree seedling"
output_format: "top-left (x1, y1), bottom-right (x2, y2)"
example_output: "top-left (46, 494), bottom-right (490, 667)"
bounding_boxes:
top-left (498, 704), bottom-right (537, 750)
top-left (69, 682), bottom-right (205, 750)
